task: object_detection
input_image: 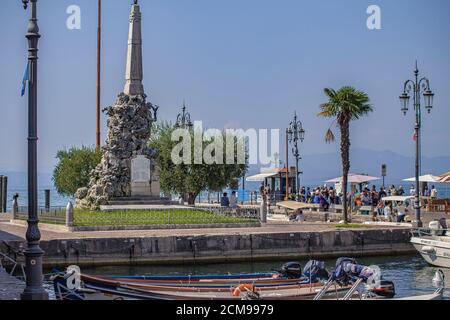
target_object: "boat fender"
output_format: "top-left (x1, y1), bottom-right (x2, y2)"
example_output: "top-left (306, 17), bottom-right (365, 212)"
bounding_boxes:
top-left (232, 284), bottom-right (255, 297)
top-left (421, 246), bottom-right (436, 254)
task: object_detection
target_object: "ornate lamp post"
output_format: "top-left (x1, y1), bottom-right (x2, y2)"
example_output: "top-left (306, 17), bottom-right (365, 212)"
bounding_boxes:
top-left (21, 0), bottom-right (48, 300)
top-left (174, 101), bottom-right (193, 128)
top-left (287, 112), bottom-right (305, 198)
top-left (399, 62), bottom-right (435, 228)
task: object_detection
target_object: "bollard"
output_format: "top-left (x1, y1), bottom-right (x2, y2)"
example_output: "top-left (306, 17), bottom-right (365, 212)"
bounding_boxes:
top-left (66, 202), bottom-right (74, 228)
top-left (0, 176), bottom-right (3, 213)
top-left (44, 189), bottom-right (50, 212)
top-left (260, 197), bottom-right (267, 223)
top-left (2, 176), bottom-right (7, 213)
top-left (12, 193), bottom-right (19, 220)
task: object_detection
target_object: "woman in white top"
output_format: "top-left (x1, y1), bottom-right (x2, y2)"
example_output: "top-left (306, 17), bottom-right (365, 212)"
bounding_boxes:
top-left (383, 204), bottom-right (392, 222)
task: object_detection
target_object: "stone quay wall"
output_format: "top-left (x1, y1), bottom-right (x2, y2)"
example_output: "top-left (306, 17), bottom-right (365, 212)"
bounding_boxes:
top-left (3, 228), bottom-right (414, 268)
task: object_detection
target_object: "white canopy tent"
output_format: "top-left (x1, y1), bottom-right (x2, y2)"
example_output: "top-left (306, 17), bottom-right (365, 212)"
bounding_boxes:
top-left (325, 173), bottom-right (380, 184)
top-left (246, 172), bottom-right (278, 182)
top-left (402, 174), bottom-right (440, 183)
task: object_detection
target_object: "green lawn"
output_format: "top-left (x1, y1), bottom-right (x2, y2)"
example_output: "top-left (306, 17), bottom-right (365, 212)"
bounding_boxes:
top-left (73, 209), bottom-right (258, 227)
top-left (334, 223), bottom-right (366, 229)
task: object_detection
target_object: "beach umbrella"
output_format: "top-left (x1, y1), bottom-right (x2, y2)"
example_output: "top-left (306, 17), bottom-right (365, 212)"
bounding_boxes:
top-left (438, 172), bottom-right (450, 198)
top-left (438, 172), bottom-right (450, 183)
top-left (402, 174), bottom-right (440, 183)
top-left (325, 173), bottom-right (380, 184)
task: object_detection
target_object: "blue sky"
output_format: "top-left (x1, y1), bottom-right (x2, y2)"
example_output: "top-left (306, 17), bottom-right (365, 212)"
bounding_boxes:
top-left (0, 0), bottom-right (449, 173)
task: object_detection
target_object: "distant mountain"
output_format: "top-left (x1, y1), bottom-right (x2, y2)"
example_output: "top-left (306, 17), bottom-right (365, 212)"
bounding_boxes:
top-left (1, 148), bottom-right (449, 189)
top-left (248, 148), bottom-right (449, 187)
top-left (300, 148), bottom-right (449, 185)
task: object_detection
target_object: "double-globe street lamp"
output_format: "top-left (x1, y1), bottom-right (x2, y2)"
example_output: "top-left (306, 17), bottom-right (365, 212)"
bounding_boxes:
top-left (286, 112), bottom-right (305, 199)
top-left (174, 101), bottom-right (193, 129)
top-left (20, 0), bottom-right (49, 300)
top-left (399, 62), bottom-right (435, 228)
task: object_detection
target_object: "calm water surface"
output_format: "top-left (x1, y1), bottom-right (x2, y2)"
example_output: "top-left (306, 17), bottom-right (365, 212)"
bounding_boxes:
top-left (60, 254), bottom-right (449, 299)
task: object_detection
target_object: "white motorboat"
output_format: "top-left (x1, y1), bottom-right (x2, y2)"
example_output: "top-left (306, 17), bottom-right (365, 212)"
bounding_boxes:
top-left (411, 219), bottom-right (450, 268)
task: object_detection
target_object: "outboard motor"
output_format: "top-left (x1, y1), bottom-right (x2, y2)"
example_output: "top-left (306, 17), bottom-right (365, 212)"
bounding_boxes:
top-left (439, 218), bottom-right (448, 236)
top-left (332, 257), bottom-right (379, 286)
top-left (368, 279), bottom-right (396, 298)
top-left (335, 257), bottom-right (357, 267)
top-left (303, 260), bottom-right (329, 281)
top-left (280, 262), bottom-right (302, 279)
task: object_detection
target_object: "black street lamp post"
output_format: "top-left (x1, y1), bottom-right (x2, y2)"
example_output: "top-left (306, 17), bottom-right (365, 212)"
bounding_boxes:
top-left (287, 112), bottom-right (305, 198)
top-left (399, 62), bottom-right (435, 228)
top-left (21, 0), bottom-right (49, 300)
top-left (174, 101), bottom-right (193, 129)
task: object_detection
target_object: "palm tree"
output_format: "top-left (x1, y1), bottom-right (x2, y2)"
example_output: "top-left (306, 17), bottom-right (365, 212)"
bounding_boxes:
top-left (318, 86), bottom-right (373, 223)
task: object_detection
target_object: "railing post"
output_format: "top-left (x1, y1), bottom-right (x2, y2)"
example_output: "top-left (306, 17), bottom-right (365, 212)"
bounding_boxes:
top-left (44, 189), bottom-right (50, 212)
top-left (66, 202), bottom-right (74, 228)
top-left (12, 193), bottom-right (19, 220)
top-left (260, 192), bottom-right (267, 223)
top-left (0, 176), bottom-right (3, 213)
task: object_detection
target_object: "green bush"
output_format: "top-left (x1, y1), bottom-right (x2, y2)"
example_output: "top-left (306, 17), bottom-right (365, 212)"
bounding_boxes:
top-left (53, 146), bottom-right (102, 197)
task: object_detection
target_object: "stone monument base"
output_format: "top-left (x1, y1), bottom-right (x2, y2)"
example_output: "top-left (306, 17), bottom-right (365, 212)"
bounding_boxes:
top-left (106, 196), bottom-right (176, 207)
top-left (131, 182), bottom-right (151, 197)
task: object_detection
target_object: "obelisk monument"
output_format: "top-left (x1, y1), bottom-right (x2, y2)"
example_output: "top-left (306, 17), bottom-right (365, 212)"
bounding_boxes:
top-left (124, 0), bottom-right (144, 96)
top-left (76, 1), bottom-right (161, 208)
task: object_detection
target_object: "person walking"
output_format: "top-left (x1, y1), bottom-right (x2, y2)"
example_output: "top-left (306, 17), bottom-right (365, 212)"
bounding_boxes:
top-left (230, 191), bottom-right (238, 208)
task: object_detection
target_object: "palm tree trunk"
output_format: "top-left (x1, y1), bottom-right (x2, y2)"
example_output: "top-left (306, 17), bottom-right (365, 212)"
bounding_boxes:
top-left (340, 120), bottom-right (351, 223)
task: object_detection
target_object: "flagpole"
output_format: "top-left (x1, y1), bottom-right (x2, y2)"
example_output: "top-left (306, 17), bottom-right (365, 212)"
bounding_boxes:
top-left (96, 0), bottom-right (101, 149)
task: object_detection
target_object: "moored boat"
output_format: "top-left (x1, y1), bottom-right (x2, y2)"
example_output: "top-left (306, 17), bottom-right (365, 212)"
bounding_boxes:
top-left (411, 219), bottom-right (450, 268)
top-left (52, 260), bottom-right (345, 300)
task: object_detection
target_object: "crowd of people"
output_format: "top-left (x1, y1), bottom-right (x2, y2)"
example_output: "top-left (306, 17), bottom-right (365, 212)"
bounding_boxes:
top-left (294, 183), bottom-right (439, 222)
top-left (218, 182), bottom-right (439, 223)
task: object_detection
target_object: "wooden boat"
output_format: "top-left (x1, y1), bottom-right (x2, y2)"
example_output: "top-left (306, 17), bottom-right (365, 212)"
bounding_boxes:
top-left (53, 273), bottom-right (351, 301)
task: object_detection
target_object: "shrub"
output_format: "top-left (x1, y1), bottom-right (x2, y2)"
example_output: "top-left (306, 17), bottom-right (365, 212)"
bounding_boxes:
top-left (53, 146), bottom-right (102, 197)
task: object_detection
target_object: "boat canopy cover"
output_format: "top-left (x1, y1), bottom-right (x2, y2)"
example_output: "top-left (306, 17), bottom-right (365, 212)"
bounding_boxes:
top-left (381, 196), bottom-right (415, 202)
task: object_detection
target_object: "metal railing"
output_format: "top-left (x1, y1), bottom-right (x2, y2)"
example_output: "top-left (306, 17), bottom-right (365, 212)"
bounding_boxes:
top-left (14, 205), bottom-right (260, 227)
top-left (411, 227), bottom-right (449, 238)
top-left (16, 206), bottom-right (66, 224)
top-left (0, 251), bottom-right (26, 280)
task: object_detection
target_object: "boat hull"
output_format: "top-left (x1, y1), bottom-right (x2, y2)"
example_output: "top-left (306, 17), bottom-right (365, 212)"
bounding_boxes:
top-left (411, 236), bottom-right (450, 268)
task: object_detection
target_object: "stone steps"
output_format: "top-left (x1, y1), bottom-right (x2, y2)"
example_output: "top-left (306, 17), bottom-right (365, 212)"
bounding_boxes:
top-left (107, 197), bottom-right (176, 206)
top-left (111, 196), bottom-right (170, 201)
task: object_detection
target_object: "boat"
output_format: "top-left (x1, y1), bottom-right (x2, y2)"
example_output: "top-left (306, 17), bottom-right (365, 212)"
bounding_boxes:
top-left (52, 273), bottom-right (353, 301)
top-left (312, 258), bottom-right (445, 301)
top-left (410, 219), bottom-right (450, 268)
top-left (105, 261), bottom-right (329, 287)
top-left (52, 260), bottom-right (353, 300)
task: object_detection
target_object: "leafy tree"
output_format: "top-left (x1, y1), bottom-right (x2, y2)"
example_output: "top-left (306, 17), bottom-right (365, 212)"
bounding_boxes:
top-left (150, 123), bottom-right (248, 204)
top-left (318, 87), bottom-right (373, 223)
top-left (53, 146), bottom-right (102, 197)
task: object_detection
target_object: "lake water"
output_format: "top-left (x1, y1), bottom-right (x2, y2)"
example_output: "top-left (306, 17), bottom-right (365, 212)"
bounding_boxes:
top-left (3, 180), bottom-right (448, 211)
top-left (67, 254), bottom-right (449, 299)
